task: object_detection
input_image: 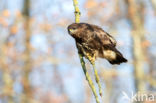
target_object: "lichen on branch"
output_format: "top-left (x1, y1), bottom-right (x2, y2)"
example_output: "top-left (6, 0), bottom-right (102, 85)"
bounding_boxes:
top-left (73, 0), bottom-right (81, 23)
top-left (72, 0), bottom-right (101, 103)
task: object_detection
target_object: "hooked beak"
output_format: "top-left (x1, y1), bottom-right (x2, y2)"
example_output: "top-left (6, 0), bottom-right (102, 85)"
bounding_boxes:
top-left (69, 29), bottom-right (73, 32)
top-left (68, 29), bottom-right (73, 34)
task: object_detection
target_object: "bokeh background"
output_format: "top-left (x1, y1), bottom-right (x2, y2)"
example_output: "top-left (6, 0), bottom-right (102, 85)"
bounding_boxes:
top-left (0, 0), bottom-right (156, 103)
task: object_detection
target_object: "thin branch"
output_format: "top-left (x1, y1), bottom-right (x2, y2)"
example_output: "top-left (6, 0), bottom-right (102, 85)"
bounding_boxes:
top-left (72, 0), bottom-right (100, 103)
top-left (73, 0), bottom-right (81, 23)
top-left (92, 63), bottom-right (102, 96)
top-left (79, 54), bottom-right (100, 103)
top-left (88, 54), bottom-right (102, 97)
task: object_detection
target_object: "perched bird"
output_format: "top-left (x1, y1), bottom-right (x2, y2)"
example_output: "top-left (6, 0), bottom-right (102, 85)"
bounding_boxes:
top-left (67, 23), bottom-right (127, 65)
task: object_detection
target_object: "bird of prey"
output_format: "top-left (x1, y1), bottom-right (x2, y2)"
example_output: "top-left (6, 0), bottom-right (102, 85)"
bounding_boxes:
top-left (67, 23), bottom-right (127, 65)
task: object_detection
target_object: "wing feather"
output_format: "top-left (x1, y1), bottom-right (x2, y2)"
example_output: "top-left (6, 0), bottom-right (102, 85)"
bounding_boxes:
top-left (92, 25), bottom-right (117, 47)
top-left (76, 23), bottom-right (117, 50)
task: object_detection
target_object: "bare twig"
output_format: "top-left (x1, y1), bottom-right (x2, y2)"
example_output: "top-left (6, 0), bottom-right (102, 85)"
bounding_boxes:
top-left (92, 63), bottom-right (102, 96)
top-left (79, 54), bottom-right (100, 103)
top-left (72, 0), bottom-right (101, 103)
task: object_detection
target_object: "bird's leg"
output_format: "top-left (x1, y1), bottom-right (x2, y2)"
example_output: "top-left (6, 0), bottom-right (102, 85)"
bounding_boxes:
top-left (86, 53), bottom-right (95, 65)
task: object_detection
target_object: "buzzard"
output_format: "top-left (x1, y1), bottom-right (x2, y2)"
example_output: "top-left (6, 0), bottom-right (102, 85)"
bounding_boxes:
top-left (67, 23), bottom-right (127, 64)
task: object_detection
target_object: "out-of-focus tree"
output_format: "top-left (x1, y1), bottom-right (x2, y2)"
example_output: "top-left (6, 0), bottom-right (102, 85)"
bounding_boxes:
top-left (126, 0), bottom-right (146, 92)
top-left (0, 0), bottom-right (156, 103)
top-left (21, 0), bottom-right (32, 103)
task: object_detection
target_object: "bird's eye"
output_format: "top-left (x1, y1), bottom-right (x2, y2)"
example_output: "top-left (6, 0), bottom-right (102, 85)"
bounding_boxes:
top-left (72, 27), bottom-right (76, 30)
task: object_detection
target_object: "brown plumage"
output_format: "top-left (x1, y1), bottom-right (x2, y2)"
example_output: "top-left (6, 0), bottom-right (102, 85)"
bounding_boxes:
top-left (67, 23), bottom-right (127, 65)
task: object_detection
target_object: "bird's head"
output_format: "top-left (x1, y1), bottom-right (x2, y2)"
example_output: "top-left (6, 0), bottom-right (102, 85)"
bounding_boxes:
top-left (67, 23), bottom-right (80, 36)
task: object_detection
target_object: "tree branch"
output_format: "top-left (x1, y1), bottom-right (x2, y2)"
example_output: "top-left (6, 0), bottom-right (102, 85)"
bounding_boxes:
top-left (72, 0), bottom-right (101, 103)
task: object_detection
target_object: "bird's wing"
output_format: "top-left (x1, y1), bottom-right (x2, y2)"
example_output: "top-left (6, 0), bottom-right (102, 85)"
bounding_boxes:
top-left (77, 23), bottom-right (116, 50)
top-left (103, 32), bottom-right (116, 47)
top-left (93, 26), bottom-right (117, 47)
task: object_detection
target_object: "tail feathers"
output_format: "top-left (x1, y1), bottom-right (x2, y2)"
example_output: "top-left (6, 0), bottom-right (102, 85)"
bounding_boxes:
top-left (108, 49), bottom-right (127, 65)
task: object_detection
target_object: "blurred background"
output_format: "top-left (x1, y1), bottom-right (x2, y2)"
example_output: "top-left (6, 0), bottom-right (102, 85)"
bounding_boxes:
top-left (0, 0), bottom-right (156, 103)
